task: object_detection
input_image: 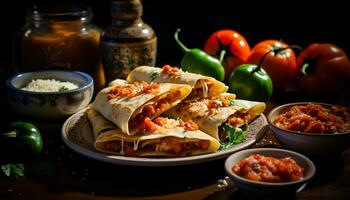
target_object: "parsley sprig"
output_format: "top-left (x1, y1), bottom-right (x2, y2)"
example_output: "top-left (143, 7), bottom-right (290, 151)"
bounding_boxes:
top-left (220, 123), bottom-right (248, 150)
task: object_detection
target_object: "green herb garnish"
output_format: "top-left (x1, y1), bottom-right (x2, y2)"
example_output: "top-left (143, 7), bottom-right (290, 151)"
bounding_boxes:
top-left (213, 100), bottom-right (223, 106)
top-left (227, 99), bottom-right (242, 107)
top-left (1, 163), bottom-right (25, 179)
top-left (220, 123), bottom-right (248, 150)
top-left (58, 86), bottom-right (69, 92)
top-left (1, 162), bottom-right (56, 179)
top-left (150, 72), bottom-right (160, 82)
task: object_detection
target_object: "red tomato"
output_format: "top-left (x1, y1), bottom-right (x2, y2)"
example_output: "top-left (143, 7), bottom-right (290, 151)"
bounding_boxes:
top-left (204, 30), bottom-right (251, 81)
top-left (247, 40), bottom-right (298, 88)
top-left (297, 43), bottom-right (350, 95)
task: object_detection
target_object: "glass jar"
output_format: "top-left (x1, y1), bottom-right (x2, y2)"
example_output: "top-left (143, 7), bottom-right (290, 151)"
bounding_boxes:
top-left (101, 0), bottom-right (157, 82)
top-left (14, 5), bottom-right (105, 91)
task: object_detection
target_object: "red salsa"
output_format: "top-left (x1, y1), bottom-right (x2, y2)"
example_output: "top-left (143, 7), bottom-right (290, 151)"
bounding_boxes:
top-left (232, 154), bottom-right (304, 183)
top-left (162, 65), bottom-right (180, 78)
top-left (273, 103), bottom-right (350, 133)
top-left (108, 81), bottom-right (160, 99)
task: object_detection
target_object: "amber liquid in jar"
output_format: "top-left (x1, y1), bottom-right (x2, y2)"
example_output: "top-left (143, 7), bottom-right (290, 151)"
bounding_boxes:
top-left (16, 5), bottom-right (105, 91)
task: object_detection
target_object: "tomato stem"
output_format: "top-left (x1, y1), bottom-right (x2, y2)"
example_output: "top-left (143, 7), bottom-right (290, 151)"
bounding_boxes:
top-left (301, 63), bottom-right (309, 76)
top-left (273, 45), bottom-right (302, 54)
top-left (219, 50), bottom-right (226, 63)
top-left (174, 29), bottom-right (190, 53)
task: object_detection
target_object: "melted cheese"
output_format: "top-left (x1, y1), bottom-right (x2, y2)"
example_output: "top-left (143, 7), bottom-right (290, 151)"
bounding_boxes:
top-left (133, 140), bottom-right (140, 151)
top-left (120, 139), bottom-right (125, 155)
top-left (201, 79), bottom-right (208, 98)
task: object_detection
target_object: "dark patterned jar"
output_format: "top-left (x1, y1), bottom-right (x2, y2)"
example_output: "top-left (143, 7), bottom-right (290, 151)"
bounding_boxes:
top-left (15, 5), bottom-right (105, 91)
top-left (101, 0), bottom-right (157, 82)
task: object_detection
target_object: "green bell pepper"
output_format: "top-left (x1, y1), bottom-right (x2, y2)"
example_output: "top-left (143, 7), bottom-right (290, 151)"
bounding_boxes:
top-left (1, 122), bottom-right (43, 156)
top-left (228, 51), bottom-right (273, 102)
top-left (174, 29), bottom-right (225, 81)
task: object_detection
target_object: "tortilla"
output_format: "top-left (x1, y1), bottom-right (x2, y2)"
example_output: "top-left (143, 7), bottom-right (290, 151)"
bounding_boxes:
top-left (86, 108), bottom-right (220, 157)
top-left (92, 79), bottom-right (192, 135)
top-left (164, 93), bottom-right (265, 141)
top-left (126, 66), bottom-right (228, 100)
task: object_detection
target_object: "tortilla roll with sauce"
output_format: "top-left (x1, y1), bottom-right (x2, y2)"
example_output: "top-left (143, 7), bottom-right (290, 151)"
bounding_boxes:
top-left (164, 93), bottom-right (265, 141)
top-left (86, 108), bottom-right (220, 157)
top-left (92, 79), bottom-right (192, 135)
top-left (126, 65), bottom-right (228, 100)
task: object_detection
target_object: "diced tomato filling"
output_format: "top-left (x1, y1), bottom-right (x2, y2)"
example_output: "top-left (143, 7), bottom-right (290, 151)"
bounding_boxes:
top-left (129, 90), bottom-right (181, 130)
top-left (232, 154), bottom-right (304, 183)
top-left (154, 117), bottom-right (167, 126)
top-left (228, 116), bottom-right (244, 126)
top-left (139, 117), bottom-right (158, 133)
top-left (161, 65), bottom-right (180, 78)
top-left (108, 81), bottom-right (160, 99)
top-left (142, 104), bottom-right (156, 117)
top-left (179, 119), bottom-right (199, 131)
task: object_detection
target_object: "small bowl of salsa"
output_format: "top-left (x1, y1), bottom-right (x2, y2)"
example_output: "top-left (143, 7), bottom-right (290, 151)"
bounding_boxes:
top-left (225, 148), bottom-right (315, 198)
top-left (267, 102), bottom-right (350, 156)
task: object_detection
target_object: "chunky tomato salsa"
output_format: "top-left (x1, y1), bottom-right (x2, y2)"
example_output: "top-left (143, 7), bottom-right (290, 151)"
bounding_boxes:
top-left (273, 103), bottom-right (350, 133)
top-left (232, 154), bottom-right (304, 183)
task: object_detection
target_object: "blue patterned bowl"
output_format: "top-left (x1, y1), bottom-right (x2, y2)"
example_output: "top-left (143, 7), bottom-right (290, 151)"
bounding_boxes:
top-left (6, 70), bottom-right (94, 119)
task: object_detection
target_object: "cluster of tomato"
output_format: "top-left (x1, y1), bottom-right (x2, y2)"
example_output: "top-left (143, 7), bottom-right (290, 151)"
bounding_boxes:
top-left (203, 30), bottom-right (350, 100)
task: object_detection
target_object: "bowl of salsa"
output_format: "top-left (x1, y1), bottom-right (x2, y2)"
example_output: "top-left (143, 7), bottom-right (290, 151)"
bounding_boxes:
top-left (225, 148), bottom-right (315, 198)
top-left (268, 102), bottom-right (350, 156)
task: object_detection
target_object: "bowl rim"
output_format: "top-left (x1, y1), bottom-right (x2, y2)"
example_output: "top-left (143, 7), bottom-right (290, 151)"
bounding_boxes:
top-left (6, 70), bottom-right (93, 95)
top-left (225, 148), bottom-right (316, 186)
top-left (267, 102), bottom-right (350, 136)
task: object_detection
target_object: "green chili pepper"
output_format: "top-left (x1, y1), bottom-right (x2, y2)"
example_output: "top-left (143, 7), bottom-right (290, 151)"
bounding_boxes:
top-left (1, 122), bottom-right (43, 156)
top-left (174, 29), bottom-right (225, 81)
top-left (228, 50), bottom-right (273, 102)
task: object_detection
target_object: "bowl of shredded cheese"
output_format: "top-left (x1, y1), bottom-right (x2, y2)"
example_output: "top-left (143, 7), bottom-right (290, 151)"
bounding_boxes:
top-left (6, 70), bottom-right (94, 119)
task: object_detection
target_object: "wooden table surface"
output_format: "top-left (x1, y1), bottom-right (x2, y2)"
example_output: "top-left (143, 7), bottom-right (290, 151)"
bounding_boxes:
top-left (0, 75), bottom-right (349, 200)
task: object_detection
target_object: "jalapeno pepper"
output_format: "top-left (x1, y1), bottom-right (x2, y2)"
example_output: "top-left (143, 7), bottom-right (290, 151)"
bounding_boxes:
top-left (1, 122), bottom-right (43, 156)
top-left (174, 29), bottom-right (225, 81)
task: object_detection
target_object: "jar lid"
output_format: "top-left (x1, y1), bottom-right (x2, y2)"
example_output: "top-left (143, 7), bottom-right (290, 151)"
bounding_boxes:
top-left (27, 4), bottom-right (93, 22)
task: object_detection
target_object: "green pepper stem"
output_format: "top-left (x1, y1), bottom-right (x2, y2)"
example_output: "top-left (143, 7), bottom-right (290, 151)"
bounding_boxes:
top-left (1, 131), bottom-right (17, 138)
top-left (219, 50), bottom-right (226, 63)
top-left (174, 29), bottom-right (190, 53)
top-left (254, 50), bottom-right (272, 72)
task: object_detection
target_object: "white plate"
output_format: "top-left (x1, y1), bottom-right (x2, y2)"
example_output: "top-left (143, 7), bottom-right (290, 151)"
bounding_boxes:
top-left (61, 108), bottom-right (268, 167)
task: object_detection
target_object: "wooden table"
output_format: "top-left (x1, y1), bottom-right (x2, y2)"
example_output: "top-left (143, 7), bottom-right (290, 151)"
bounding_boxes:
top-left (0, 78), bottom-right (349, 200)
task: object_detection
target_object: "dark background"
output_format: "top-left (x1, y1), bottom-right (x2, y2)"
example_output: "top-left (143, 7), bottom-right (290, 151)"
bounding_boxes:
top-left (0, 0), bottom-right (349, 69)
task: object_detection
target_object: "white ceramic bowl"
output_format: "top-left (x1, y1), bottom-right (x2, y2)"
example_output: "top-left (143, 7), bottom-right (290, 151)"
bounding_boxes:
top-left (6, 70), bottom-right (94, 119)
top-left (268, 102), bottom-right (350, 156)
top-left (225, 148), bottom-right (315, 199)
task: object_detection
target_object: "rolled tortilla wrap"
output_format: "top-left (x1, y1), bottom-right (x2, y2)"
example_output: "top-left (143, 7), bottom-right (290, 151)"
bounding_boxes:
top-left (126, 66), bottom-right (228, 100)
top-left (164, 93), bottom-right (265, 141)
top-left (92, 79), bottom-right (192, 135)
top-left (86, 108), bottom-right (220, 157)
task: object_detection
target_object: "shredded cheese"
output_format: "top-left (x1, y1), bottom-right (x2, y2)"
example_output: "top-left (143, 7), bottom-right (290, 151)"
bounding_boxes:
top-left (22, 79), bottom-right (78, 92)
